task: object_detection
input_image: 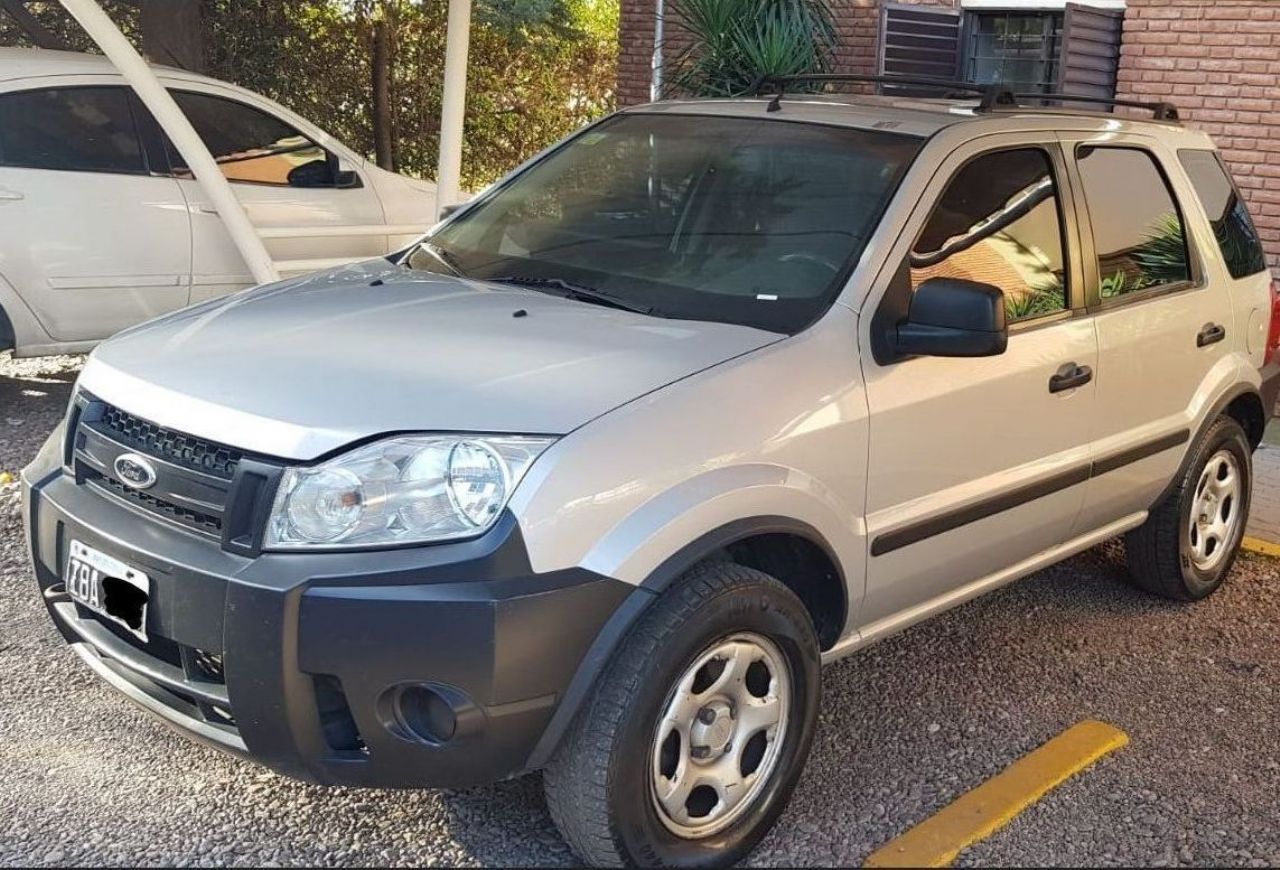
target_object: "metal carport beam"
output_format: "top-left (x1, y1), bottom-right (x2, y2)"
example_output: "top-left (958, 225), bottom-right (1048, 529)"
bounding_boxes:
top-left (59, 0), bottom-right (280, 286)
top-left (435, 0), bottom-right (471, 216)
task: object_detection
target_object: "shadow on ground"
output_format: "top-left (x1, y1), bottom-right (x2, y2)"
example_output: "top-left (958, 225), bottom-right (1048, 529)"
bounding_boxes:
top-left (0, 352), bottom-right (80, 473)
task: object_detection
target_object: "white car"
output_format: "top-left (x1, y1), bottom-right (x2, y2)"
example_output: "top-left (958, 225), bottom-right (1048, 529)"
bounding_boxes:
top-left (0, 48), bottom-right (437, 357)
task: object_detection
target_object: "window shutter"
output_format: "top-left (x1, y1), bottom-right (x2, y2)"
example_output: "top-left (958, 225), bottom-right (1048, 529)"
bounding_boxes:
top-left (877, 3), bottom-right (963, 93)
top-left (1057, 3), bottom-right (1123, 99)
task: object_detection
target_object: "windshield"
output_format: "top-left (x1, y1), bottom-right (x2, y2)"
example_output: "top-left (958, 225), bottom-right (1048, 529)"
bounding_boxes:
top-left (409, 113), bottom-right (922, 333)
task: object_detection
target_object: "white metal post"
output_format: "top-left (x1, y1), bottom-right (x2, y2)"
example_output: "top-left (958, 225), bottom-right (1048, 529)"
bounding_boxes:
top-left (59, 0), bottom-right (279, 285)
top-left (651, 0), bottom-right (664, 102)
top-left (436, 0), bottom-right (471, 216)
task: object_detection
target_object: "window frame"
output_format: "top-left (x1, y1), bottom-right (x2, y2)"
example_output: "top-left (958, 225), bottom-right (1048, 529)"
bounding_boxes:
top-left (868, 137), bottom-right (1087, 365)
top-left (1070, 143), bottom-right (1203, 312)
top-left (962, 10), bottom-right (1065, 95)
top-left (163, 89), bottom-right (360, 190)
top-left (0, 84), bottom-right (153, 178)
top-left (907, 143), bottom-right (1078, 329)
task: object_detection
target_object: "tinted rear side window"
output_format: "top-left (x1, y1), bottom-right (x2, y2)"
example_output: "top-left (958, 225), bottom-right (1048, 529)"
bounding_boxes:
top-left (1077, 146), bottom-right (1190, 300)
top-left (1179, 149), bottom-right (1267, 279)
top-left (0, 87), bottom-right (144, 174)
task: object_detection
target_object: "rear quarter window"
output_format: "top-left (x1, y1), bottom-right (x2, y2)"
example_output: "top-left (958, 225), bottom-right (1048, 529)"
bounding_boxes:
top-left (1178, 149), bottom-right (1268, 280)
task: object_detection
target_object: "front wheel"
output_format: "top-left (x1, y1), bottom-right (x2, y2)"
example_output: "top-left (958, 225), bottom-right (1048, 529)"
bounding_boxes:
top-left (544, 561), bottom-right (821, 867)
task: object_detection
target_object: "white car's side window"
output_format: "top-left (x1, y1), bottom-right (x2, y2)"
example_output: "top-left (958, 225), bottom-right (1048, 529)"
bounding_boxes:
top-left (163, 91), bottom-right (349, 189)
top-left (0, 86), bottom-right (146, 175)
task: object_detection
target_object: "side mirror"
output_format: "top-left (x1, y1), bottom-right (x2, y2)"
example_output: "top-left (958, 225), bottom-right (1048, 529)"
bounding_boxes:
top-left (895, 278), bottom-right (1008, 358)
top-left (439, 203), bottom-right (462, 219)
top-left (287, 158), bottom-right (336, 189)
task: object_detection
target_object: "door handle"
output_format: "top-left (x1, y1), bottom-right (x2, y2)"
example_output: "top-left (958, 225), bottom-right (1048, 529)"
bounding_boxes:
top-left (1049, 362), bottom-right (1093, 393)
top-left (1196, 322), bottom-right (1226, 348)
top-left (0, 187), bottom-right (23, 202)
top-left (193, 204), bottom-right (218, 215)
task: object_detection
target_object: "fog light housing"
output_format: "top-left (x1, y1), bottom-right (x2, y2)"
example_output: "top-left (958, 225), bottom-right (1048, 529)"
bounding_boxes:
top-left (379, 683), bottom-right (480, 746)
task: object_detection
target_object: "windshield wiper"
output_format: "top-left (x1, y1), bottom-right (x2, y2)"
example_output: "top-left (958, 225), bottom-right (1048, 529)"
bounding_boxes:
top-left (488, 276), bottom-right (655, 315)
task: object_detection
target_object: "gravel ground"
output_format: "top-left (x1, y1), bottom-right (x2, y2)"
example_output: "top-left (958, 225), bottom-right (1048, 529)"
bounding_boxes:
top-left (2, 352), bottom-right (1279, 867)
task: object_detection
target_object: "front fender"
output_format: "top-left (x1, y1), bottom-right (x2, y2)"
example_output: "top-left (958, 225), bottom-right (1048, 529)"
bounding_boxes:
top-left (580, 463), bottom-right (863, 600)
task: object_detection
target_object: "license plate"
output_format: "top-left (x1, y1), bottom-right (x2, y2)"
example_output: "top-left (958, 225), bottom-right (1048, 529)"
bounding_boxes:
top-left (65, 540), bottom-right (150, 642)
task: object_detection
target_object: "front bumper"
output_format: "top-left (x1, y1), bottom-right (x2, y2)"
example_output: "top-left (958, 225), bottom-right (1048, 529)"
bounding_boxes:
top-left (24, 466), bottom-right (631, 789)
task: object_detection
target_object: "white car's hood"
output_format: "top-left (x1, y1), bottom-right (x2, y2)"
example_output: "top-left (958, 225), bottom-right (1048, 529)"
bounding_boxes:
top-left (80, 261), bottom-right (778, 460)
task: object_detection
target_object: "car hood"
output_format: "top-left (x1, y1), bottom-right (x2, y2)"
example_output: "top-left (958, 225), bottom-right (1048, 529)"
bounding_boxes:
top-left (79, 261), bottom-right (779, 460)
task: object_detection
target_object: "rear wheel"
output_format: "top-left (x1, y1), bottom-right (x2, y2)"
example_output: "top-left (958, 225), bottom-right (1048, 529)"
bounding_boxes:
top-left (1126, 415), bottom-right (1251, 600)
top-left (543, 561), bottom-right (820, 867)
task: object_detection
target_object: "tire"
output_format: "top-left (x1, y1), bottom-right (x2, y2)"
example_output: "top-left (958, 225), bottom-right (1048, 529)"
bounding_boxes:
top-left (1125, 414), bottom-right (1252, 601)
top-left (543, 561), bottom-right (821, 868)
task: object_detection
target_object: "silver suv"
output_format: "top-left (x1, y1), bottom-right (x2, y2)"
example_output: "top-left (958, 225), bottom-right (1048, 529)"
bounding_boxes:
top-left (23, 77), bottom-right (1280, 866)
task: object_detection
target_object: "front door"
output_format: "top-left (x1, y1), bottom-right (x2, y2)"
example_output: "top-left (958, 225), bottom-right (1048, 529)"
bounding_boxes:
top-left (159, 88), bottom-right (389, 301)
top-left (0, 84), bottom-right (191, 342)
top-left (860, 138), bottom-right (1098, 629)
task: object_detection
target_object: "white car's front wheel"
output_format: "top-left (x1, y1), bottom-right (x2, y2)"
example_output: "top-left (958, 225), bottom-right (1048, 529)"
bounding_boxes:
top-left (544, 561), bottom-right (821, 867)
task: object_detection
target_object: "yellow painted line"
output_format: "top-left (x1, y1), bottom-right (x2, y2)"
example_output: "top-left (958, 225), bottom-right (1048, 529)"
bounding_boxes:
top-left (864, 720), bottom-right (1129, 868)
top-left (1242, 536), bottom-right (1280, 558)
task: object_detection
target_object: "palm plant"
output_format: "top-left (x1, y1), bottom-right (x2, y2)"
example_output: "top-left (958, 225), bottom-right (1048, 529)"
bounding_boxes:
top-left (666, 0), bottom-right (837, 98)
top-left (1004, 277), bottom-right (1066, 321)
top-left (1131, 214), bottom-right (1191, 287)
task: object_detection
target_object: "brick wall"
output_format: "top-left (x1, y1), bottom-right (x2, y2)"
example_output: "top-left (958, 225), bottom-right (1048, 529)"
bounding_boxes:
top-left (618, 0), bottom-right (961, 105)
top-left (618, 0), bottom-right (656, 106)
top-left (1114, 0), bottom-right (1280, 272)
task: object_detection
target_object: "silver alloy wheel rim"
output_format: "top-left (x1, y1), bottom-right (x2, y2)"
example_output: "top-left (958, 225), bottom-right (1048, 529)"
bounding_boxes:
top-left (1188, 448), bottom-right (1243, 572)
top-left (649, 632), bottom-right (791, 839)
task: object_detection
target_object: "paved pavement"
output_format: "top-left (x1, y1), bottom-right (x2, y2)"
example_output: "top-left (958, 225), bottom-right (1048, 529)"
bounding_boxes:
top-left (1246, 420), bottom-right (1280, 545)
top-left (2, 353), bottom-right (1279, 867)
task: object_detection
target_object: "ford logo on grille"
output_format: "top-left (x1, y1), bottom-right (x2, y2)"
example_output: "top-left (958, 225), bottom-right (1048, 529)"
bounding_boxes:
top-left (114, 453), bottom-right (158, 490)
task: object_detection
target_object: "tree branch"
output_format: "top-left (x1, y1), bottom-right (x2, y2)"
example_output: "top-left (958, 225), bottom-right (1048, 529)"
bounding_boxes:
top-left (0, 0), bottom-right (72, 50)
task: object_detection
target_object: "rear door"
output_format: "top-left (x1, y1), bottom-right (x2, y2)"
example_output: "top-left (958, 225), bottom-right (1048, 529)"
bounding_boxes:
top-left (1060, 133), bottom-right (1238, 532)
top-left (157, 88), bottom-right (388, 300)
top-left (860, 136), bottom-right (1098, 627)
top-left (0, 83), bottom-right (192, 341)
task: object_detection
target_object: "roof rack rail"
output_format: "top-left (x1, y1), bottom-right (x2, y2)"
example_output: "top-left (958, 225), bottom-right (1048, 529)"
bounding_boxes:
top-left (745, 74), bottom-right (1182, 123)
top-left (750, 73), bottom-right (1016, 113)
top-left (1010, 92), bottom-right (1181, 122)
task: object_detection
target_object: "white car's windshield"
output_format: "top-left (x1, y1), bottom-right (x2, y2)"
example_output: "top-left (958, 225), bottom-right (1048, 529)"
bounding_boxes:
top-left (410, 113), bottom-right (922, 333)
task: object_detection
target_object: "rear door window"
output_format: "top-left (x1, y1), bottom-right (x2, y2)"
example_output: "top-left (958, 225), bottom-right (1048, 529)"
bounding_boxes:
top-left (1076, 146), bottom-right (1191, 300)
top-left (0, 86), bottom-right (145, 174)
top-left (1178, 149), bottom-right (1267, 279)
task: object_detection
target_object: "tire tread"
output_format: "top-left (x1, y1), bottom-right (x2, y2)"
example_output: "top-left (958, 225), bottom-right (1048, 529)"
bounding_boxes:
top-left (543, 561), bottom-right (796, 867)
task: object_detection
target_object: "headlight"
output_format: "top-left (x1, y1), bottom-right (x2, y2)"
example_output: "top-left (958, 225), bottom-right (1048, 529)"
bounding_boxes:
top-left (265, 434), bottom-right (554, 549)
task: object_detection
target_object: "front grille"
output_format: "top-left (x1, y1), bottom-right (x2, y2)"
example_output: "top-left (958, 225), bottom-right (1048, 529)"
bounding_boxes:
top-left (89, 475), bottom-right (223, 537)
top-left (73, 393), bottom-right (282, 553)
top-left (99, 403), bottom-right (243, 480)
top-left (190, 649), bottom-right (225, 684)
top-left (72, 607), bottom-right (239, 732)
